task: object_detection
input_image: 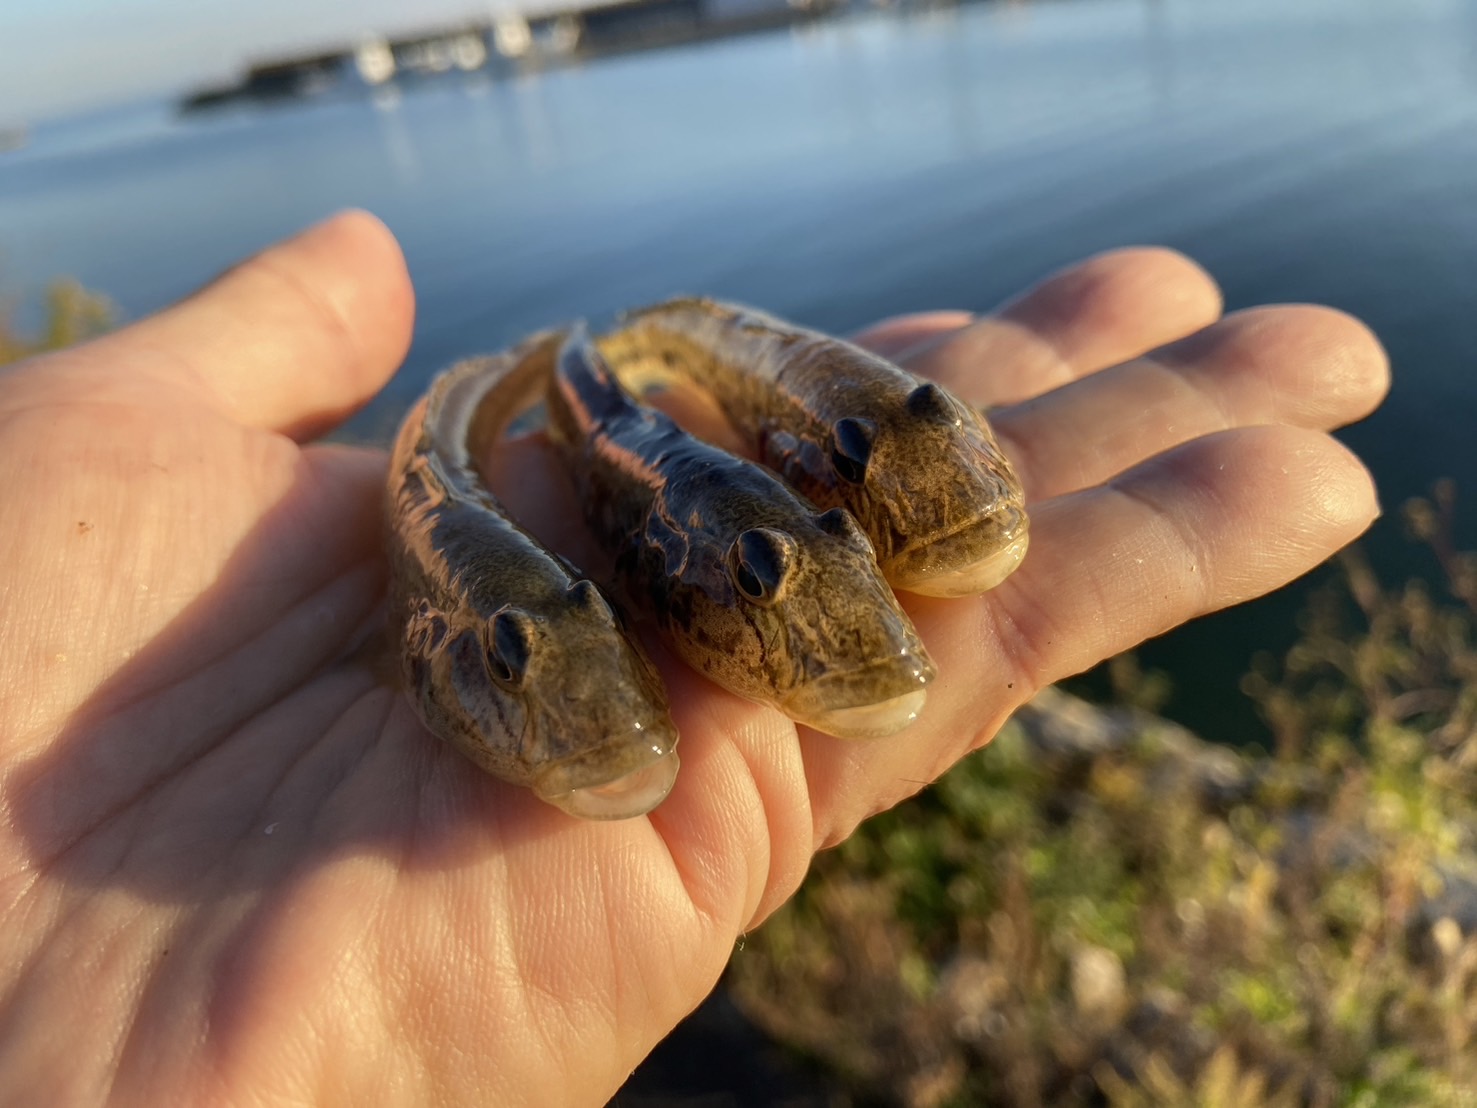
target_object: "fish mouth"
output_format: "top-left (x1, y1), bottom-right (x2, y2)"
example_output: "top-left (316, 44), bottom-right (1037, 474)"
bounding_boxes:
top-left (783, 650), bottom-right (937, 739)
top-left (883, 505), bottom-right (1029, 597)
top-left (533, 731), bottom-right (680, 820)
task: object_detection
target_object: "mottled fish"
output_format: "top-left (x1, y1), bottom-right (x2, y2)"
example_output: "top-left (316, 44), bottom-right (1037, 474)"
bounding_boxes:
top-left (598, 298), bottom-right (1028, 597)
top-left (545, 326), bottom-right (935, 739)
top-left (385, 333), bottom-right (679, 819)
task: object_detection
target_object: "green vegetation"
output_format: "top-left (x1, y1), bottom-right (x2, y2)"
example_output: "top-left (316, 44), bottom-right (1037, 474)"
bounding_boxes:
top-left (729, 485), bottom-right (1477, 1107)
top-left (0, 278), bottom-right (114, 365)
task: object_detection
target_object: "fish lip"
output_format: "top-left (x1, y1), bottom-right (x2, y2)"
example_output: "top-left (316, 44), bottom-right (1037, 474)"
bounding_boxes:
top-left (781, 650), bottom-right (937, 720)
top-left (881, 504), bottom-right (1029, 590)
top-left (530, 725), bottom-right (680, 800)
top-left (535, 750), bottom-right (681, 820)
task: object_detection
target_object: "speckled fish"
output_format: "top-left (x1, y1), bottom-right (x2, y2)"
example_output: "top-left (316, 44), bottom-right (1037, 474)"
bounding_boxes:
top-left (385, 333), bottom-right (679, 819)
top-left (545, 326), bottom-right (936, 739)
top-left (596, 298), bottom-right (1029, 597)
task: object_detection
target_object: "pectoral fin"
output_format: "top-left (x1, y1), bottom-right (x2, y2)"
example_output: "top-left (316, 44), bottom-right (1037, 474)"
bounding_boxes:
top-left (403, 600), bottom-right (451, 661)
top-left (762, 428), bottom-right (832, 497)
top-left (646, 507), bottom-right (691, 577)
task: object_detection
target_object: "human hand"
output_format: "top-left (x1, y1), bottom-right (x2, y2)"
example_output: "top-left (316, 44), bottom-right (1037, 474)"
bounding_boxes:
top-left (0, 212), bottom-right (1385, 1104)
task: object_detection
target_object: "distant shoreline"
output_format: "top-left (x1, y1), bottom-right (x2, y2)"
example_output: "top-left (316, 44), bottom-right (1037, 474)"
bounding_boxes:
top-left (180, 0), bottom-right (850, 113)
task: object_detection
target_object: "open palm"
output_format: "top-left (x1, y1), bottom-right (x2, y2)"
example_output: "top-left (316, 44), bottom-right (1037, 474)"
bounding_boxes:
top-left (0, 212), bottom-right (1385, 1104)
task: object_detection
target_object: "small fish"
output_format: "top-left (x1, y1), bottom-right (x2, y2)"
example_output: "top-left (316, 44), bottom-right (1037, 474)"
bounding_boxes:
top-left (385, 333), bottom-right (679, 819)
top-left (545, 326), bottom-right (935, 739)
top-left (597, 298), bottom-right (1029, 597)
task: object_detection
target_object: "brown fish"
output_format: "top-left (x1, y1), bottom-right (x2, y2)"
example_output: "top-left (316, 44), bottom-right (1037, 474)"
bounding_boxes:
top-left (545, 326), bottom-right (935, 739)
top-left (598, 298), bottom-right (1028, 597)
top-left (385, 333), bottom-right (679, 819)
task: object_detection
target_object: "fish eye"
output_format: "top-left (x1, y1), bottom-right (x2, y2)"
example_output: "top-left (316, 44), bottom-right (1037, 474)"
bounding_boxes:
top-left (815, 506), bottom-right (869, 547)
top-left (728, 527), bottom-right (796, 605)
top-left (487, 607), bottom-right (537, 686)
top-left (567, 578), bottom-right (610, 615)
top-left (830, 417), bottom-right (877, 484)
top-left (905, 382), bottom-right (963, 427)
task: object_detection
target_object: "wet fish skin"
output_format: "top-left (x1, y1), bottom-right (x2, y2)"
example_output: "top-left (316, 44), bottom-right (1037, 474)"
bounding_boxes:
top-left (545, 326), bottom-right (935, 739)
top-left (385, 333), bottom-right (680, 819)
top-left (597, 298), bottom-right (1029, 597)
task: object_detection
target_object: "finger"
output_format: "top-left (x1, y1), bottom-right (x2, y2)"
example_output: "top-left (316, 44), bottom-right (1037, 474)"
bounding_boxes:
top-left (849, 311), bottom-right (973, 359)
top-left (97, 210), bottom-right (415, 440)
top-left (800, 424), bottom-right (1379, 851)
top-left (892, 247), bottom-right (1224, 408)
top-left (994, 305), bottom-right (1391, 502)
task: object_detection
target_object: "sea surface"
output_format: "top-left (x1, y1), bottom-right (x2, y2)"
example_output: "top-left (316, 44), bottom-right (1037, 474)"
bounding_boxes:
top-left (4, 0), bottom-right (1476, 741)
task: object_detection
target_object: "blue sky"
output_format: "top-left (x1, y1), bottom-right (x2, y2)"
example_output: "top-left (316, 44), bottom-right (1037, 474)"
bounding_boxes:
top-left (0, 0), bottom-right (510, 122)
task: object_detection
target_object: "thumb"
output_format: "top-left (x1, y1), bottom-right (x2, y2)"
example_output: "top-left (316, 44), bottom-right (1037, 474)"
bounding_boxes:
top-left (94, 209), bottom-right (415, 441)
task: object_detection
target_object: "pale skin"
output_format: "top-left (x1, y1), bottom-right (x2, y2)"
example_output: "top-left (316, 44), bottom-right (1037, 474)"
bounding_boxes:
top-left (0, 211), bottom-right (1387, 1105)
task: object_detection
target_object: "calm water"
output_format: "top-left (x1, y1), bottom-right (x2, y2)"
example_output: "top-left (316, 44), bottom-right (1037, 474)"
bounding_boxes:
top-left (5, 0), bottom-right (1477, 740)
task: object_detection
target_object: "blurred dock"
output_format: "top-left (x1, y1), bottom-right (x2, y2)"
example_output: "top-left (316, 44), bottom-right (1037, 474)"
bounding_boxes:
top-left (182, 0), bottom-right (839, 111)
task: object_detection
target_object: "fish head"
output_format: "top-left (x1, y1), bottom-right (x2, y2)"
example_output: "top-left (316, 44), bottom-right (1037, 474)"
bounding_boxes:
top-left (818, 381), bottom-right (1029, 597)
top-left (411, 580), bottom-right (679, 820)
top-left (657, 507), bottom-right (935, 738)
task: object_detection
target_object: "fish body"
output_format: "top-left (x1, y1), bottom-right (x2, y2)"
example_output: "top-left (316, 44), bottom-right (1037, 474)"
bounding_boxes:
top-left (597, 298), bottom-right (1028, 597)
top-left (546, 328), bottom-right (935, 739)
top-left (385, 334), bottom-right (679, 819)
